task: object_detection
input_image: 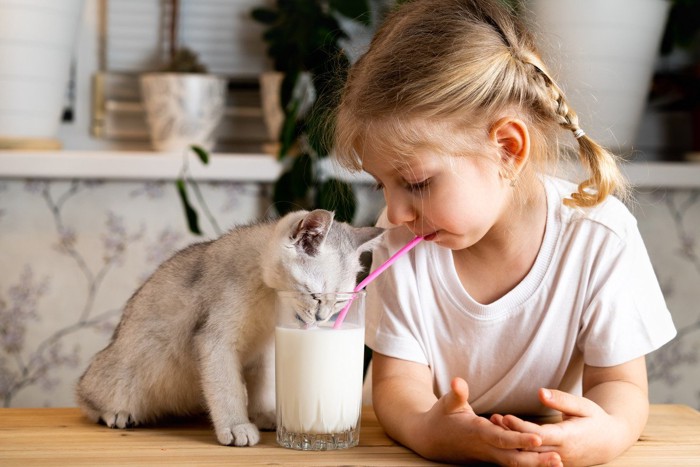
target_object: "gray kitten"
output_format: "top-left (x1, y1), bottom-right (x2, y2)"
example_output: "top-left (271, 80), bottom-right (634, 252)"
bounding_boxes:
top-left (76, 209), bottom-right (383, 446)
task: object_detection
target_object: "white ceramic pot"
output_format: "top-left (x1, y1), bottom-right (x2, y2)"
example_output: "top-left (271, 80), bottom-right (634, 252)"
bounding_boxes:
top-left (524, 0), bottom-right (670, 155)
top-left (139, 73), bottom-right (227, 152)
top-left (0, 0), bottom-right (85, 145)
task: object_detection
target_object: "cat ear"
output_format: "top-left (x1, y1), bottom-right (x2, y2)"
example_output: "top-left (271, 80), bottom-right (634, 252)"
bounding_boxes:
top-left (351, 226), bottom-right (385, 253)
top-left (291, 210), bottom-right (334, 256)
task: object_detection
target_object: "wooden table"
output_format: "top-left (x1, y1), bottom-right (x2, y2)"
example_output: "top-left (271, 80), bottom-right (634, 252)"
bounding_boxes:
top-left (1, 405), bottom-right (699, 466)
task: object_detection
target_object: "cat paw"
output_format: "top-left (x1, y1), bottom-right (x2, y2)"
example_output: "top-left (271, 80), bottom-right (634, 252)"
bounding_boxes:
top-left (216, 422), bottom-right (260, 446)
top-left (101, 411), bottom-right (138, 429)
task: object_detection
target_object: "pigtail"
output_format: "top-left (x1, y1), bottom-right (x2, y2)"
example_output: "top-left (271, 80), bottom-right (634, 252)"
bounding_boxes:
top-left (524, 56), bottom-right (629, 208)
top-left (566, 132), bottom-right (629, 208)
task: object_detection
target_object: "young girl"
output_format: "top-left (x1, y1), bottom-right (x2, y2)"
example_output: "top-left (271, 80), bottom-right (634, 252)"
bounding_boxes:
top-left (332, 0), bottom-right (676, 465)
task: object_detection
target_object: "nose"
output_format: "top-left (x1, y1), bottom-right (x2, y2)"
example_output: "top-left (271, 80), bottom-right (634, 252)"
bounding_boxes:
top-left (385, 189), bottom-right (416, 226)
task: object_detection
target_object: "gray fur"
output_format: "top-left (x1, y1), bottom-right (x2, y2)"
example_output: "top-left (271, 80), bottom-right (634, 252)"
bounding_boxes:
top-left (75, 209), bottom-right (383, 446)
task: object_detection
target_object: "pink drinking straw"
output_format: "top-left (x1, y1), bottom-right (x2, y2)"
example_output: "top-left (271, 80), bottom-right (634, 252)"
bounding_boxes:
top-left (333, 235), bottom-right (424, 330)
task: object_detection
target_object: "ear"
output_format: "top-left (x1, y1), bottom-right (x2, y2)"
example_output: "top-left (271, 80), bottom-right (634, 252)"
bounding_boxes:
top-left (351, 226), bottom-right (385, 253)
top-left (291, 210), bottom-right (334, 256)
top-left (488, 117), bottom-right (530, 181)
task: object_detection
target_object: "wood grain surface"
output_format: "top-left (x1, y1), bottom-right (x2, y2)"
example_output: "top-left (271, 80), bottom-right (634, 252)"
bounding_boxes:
top-left (1, 405), bottom-right (699, 466)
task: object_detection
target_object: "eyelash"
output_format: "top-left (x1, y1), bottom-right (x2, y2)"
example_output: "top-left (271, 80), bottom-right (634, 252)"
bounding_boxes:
top-left (406, 179), bottom-right (430, 192)
top-left (373, 179), bottom-right (431, 192)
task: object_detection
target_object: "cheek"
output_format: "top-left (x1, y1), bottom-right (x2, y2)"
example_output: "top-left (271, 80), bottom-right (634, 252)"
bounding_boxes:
top-left (426, 184), bottom-right (503, 234)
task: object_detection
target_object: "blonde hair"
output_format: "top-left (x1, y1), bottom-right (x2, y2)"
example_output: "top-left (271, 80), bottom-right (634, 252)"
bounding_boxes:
top-left (333, 0), bottom-right (628, 208)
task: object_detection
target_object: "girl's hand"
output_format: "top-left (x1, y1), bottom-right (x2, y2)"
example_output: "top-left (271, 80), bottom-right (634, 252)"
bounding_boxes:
top-left (490, 358), bottom-right (650, 465)
top-left (420, 378), bottom-right (563, 466)
top-left (490, 388), bottom-right (622, 465)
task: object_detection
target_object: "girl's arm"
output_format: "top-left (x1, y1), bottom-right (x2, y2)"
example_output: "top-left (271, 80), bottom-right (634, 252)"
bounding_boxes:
top-left (371, 352), bottom-right (562, 466)
top-left (582, 356), bottom-right (649, 455)
top-left (492, 356), bottom-right (649, 465)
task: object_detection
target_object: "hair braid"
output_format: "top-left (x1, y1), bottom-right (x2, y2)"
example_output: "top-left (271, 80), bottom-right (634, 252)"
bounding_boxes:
top-left (520, 54), bottom-right (628, 207)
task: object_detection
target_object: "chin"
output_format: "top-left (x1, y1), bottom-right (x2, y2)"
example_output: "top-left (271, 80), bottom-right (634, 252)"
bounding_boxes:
top-left (432, 233), bottom-right (473, 251)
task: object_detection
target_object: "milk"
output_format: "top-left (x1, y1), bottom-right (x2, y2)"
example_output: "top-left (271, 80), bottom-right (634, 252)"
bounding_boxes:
top-left (275, 323), bottom-right (364, 435)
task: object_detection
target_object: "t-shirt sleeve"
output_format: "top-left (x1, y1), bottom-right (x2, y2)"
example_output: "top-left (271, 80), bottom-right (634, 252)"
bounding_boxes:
top-left (577, 217), bottom-right (676, 367)
top-left (365, 219), bottom-right (430, 366)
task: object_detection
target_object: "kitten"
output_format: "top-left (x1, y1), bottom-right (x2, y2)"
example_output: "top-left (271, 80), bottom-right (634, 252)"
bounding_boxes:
top-left (75, 209), bottom-right (383, 446)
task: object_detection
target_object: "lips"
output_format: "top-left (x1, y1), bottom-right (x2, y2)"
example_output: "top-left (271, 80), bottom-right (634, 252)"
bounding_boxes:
top-left (423, 232), bottom-right (438, 241)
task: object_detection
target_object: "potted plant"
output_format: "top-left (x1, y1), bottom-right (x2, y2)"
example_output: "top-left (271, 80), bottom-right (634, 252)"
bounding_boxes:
top-left (251, 0), bottom-right (372, 223)
top-left (0, 0), bottom-right (85, 149)
top-left (521, 0), bottom-right (672, 156)
top-left (139, 0), bottom-right (227, 153)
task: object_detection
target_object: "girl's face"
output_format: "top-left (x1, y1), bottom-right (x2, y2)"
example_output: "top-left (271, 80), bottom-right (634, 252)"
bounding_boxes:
top-left (361, 122), bottom-right (515, 251)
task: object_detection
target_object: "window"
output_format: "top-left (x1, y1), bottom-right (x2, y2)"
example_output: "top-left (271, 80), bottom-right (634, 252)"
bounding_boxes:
top-left (93, 0), bottom-right (271, 152)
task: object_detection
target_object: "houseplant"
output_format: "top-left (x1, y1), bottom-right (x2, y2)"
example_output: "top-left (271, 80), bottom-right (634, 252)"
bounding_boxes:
top-left (0, 0), bottom-right (85, 149)
top-left (251, 0), bottom-right (372, 223)
top-left (521, 0), bottom-right (672, 156)
top-left (139, 0), bottom-right (227, 153)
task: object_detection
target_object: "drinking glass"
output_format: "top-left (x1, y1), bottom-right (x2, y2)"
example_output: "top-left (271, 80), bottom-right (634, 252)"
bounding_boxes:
top-left (275, 291), bottom-right (365, 450)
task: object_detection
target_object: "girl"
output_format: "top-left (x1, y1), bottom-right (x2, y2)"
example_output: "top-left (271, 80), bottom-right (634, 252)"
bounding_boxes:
top-left (332, 0), bottom-right (676, 465)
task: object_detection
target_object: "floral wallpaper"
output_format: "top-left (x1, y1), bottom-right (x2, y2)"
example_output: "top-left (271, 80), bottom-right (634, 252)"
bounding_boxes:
top-left (0, 178), bottom-right (269, 407)
top-left (0, 178), bottom-right (698, 410)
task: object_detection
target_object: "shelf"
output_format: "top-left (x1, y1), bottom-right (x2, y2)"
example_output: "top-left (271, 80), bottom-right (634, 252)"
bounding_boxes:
top-left (0, 150), bottom-right (281, 182)
top-left (0, 150), bottom-right (699, 188)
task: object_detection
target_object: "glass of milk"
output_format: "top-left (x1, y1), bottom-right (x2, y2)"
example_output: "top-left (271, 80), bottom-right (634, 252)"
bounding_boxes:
top-left (275, 291), bottom-right (365, 450)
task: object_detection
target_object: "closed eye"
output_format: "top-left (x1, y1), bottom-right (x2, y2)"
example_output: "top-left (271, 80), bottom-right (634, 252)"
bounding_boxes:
top-left (406, 178), bottom-right (430, 192)
top-left (374, 179), bottom-right (430, 192)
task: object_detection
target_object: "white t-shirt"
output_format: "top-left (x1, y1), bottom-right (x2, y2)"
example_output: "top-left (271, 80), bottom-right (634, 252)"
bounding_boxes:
top-left (365, 176), bottom-right (676, 415)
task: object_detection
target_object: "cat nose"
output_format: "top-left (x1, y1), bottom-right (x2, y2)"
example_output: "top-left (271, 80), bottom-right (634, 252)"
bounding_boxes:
top-left (315, 306), bottom-right (333, 322)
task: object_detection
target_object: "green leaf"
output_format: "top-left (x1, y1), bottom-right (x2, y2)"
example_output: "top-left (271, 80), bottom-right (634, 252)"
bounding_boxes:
top-left (250, 7), bottom-right (278, 24)
top-left (272, 170), bottom-right (299, 217)
top-left (278, 98), bottom-right (300, 158)
top-left (316, 178), bottom-right (356, 223)
top-left (289, 153), bottom-right (314, 199)
top-left (190, 145), bottom-right (210, 164)
top-left (176, 179), bottom-right (202, 235)
top-left (280, 72), bottom-right (299, 110)
top-left (305, 102), bottom-right (327, 157)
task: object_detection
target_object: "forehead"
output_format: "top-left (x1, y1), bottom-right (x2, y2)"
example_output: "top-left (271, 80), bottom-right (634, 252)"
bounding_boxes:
top-left (357, 117), bottom-right (479, 173)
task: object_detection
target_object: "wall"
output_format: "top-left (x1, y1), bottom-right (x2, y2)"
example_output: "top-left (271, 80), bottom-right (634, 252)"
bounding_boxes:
top-left (1, 172), bottom-right (699, 409)
top-left (0, 178), bottom-right (268, 407)
top-left (637, 188), bottom-right (700, 406)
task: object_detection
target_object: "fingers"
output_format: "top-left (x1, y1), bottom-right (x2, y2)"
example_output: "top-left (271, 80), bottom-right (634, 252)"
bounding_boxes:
top-left (451, 377), bottom-right (470, 402)
top-left (441, 377), bottom-right (471, 414)
top-left (539, 388), bottom-right (596, 418)
top-left (494, 447), bottom-right (563, 467)
top-left (501, 414), bottom-right (564, 448)
top-left (479, 417), bottom-right (542, 450)
top-left (490, 413), bottom-right (507, 429)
